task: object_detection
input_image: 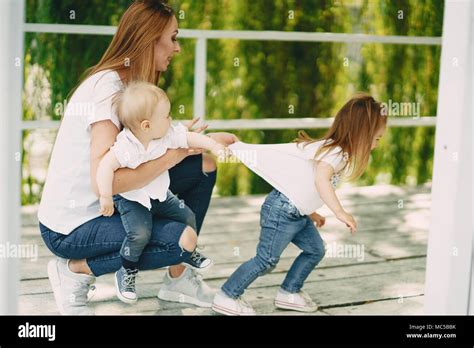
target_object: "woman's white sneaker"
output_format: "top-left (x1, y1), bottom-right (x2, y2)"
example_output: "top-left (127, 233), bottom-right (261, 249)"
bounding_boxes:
top-left (157, 267), bottom-right (216, 308)
top-left (274, 288), bottom-right (318, 313)
top-left (212, 291), bottom-right (256, 316)
top-left (47, 258), bottom-right (96, 315)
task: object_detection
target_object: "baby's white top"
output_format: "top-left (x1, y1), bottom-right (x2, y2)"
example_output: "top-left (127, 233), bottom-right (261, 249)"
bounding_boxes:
top-left (111, 124), bottom-right (188, 209)
top-left (228, 140), bottom-right (346, 215)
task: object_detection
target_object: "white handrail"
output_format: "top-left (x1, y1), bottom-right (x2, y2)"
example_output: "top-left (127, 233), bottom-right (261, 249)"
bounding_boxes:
top-left (22, 23), bottom-right (441, 133)
top-left (24, 23), bottom-right (442, 45)
top-left (21, 116), bottom-right (437, 131)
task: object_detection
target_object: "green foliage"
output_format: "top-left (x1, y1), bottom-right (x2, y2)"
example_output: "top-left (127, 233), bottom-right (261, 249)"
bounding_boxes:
top-left (22, 0), bottom-right (443, 204)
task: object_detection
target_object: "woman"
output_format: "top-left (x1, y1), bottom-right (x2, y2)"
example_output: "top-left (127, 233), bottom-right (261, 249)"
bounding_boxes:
top-left (38, 0), bottom-right (238, 314)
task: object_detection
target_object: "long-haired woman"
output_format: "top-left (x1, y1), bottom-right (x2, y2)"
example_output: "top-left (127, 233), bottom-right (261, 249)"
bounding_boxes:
top-left (38, 0), bottom-right (238, 314)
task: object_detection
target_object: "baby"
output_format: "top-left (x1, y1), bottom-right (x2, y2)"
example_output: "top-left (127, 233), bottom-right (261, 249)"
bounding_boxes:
top-left (96, 81), bottom-right (228, 304)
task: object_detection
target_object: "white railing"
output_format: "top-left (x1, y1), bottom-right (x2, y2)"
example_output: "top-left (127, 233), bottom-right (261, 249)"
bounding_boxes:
top-left (21, 117), bottom-right (437, 131)
top-left (23, 23), bottom-right (441, 131)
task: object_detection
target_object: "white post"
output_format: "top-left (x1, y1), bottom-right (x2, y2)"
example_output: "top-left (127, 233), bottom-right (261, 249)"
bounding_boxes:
top-left (193, 37), bottom-right (207, 125)
top-left (0, 0), bottom-right (24, 314)
top-left (424, 0), bottom-right (473, 314)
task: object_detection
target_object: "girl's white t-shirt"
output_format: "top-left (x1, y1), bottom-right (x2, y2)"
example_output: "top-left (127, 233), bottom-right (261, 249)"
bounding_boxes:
top-left (38, 70), bottom-right (124, 235)
top-left (111, 124), bottom-right (188, 209)
top-left (228, 141), bottom-right (346, 215)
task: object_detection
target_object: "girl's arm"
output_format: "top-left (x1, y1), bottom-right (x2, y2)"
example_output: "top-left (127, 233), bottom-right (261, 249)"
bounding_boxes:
top-left (314, 161), bottom-right (357, 234)
top-left (90, 120), bottom-right (200, 197)
top-left (96, 151), bottom-right (121, 216)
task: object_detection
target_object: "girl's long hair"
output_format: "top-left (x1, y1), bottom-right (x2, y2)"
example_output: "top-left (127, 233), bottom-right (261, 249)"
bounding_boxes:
top-left (295, 93), bottom-right (387, 180)
top-left (74, 0), bottom-right (174, 93)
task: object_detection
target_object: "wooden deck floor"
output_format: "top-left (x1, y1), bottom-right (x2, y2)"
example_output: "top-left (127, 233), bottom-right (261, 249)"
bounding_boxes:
top-left (19, 184), bottom-right (431, 315)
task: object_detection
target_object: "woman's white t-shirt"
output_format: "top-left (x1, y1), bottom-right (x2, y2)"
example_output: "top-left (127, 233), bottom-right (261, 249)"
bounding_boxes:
top-left (38, 70), bottom-right (124, 235)
top-left (111, 124), bottom-right (188, 209)
top-left (228, 141), bottom-right (346, 215)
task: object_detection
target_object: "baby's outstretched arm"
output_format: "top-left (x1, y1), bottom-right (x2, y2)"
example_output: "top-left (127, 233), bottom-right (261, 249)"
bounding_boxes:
top-left (186, 132), bottom-right (230, 158)
top-left (314, 161), bottom-right (357, 234)
top-left (96, 151), bottom-right (121, 217)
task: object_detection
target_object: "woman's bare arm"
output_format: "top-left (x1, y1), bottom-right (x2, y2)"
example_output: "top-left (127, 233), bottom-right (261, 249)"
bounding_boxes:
top-left (90, 120), bottom-right (197, 197)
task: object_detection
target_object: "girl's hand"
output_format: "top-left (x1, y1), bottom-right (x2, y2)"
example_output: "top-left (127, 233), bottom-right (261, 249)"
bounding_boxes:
top-left (336, 210), bottom-right (357, 234)
top-left (207, 132), bottom-right (240, 146)
top-left (185, 117), bottom-right (208, 133)
top-left (99, 196), bottom-right (114, 217)
top-left (309, 212), bottom-right (326, 228)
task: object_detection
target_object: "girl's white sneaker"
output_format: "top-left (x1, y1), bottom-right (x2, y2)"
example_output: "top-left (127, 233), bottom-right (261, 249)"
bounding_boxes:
top-left (211, 291), bottom-right (256, 316)
top-left (274, 288), bottom-right (318, 313)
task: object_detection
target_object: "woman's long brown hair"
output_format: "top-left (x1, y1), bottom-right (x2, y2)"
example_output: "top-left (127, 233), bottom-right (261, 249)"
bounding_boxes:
top-left (296, 93), bottom-right (387, 181)
top-left (74, 0), bottom-right (174, 94)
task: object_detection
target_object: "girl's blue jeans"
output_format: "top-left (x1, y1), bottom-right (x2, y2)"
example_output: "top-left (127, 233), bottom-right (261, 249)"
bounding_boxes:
top-left (222, 189), bottom-right (326, 297)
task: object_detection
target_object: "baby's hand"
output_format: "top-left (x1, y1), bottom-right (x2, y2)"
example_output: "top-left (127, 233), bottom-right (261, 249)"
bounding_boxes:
top-left (99, 196), bottom-right (114, 217)
top-left (336, 210), bottom-right (357, 234)
top-left (211, 143), bottom-right (231, 161)
top-left (309, 212), bottom-right (326, 228)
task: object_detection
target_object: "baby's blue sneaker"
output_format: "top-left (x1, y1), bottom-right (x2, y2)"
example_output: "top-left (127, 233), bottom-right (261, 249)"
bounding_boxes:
top-left (183, 249), bottom-right (213, 272)
top-left (115, 266), bottom-right (138, 304)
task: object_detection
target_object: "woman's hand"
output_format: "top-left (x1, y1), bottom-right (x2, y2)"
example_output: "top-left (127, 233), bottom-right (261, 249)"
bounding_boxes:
top-left (166, 147), bottom-right (203, 168)
top-left (336, 210), bottom-right (357, 235)
top-left (207, 132), bottom-right (239, 146)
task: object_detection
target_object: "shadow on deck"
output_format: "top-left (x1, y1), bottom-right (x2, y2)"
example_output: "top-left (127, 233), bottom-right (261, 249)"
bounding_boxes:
top-left (19, 184), bottom-right (431, 315)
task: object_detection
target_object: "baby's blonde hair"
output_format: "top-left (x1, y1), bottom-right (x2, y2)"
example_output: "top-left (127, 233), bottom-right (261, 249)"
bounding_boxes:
top-left (113, 81), bottom-right (169, 131)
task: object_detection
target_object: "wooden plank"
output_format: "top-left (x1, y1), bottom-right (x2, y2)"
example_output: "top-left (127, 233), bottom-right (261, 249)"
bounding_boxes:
top-left (19, 257), bottom-right (426, 315)
top-left (19, 268), bottom-right (425, 315)
top-left (22, 196), bottom-right (431, 243)
top-left (21, 220), bottom-right (429, 255)
top-left (322, 295), bottom-right (424, 315)
top-left (20, 252), bottom-right (404, 296)
top-left (19, 241), bottom-right (384, 281)
top-left (20, 185), bottom-right (431, 228)
top-left (20, 222), bottom-right (428, 280)
top-left (19, 224), bottom-right (428, 265)
top-left (18, 184), bottom-right (431, 315)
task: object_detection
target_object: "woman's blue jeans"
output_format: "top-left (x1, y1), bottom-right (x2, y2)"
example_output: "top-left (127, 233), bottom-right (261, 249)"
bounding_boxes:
top-left (39, 154), bottom-right (216, 276)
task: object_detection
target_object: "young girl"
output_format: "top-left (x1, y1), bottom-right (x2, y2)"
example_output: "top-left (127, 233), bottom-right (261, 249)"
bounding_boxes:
top-left (212, 93), bottom-right (387, 315)
top-left (96, 81), bottom-right (228, 304)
